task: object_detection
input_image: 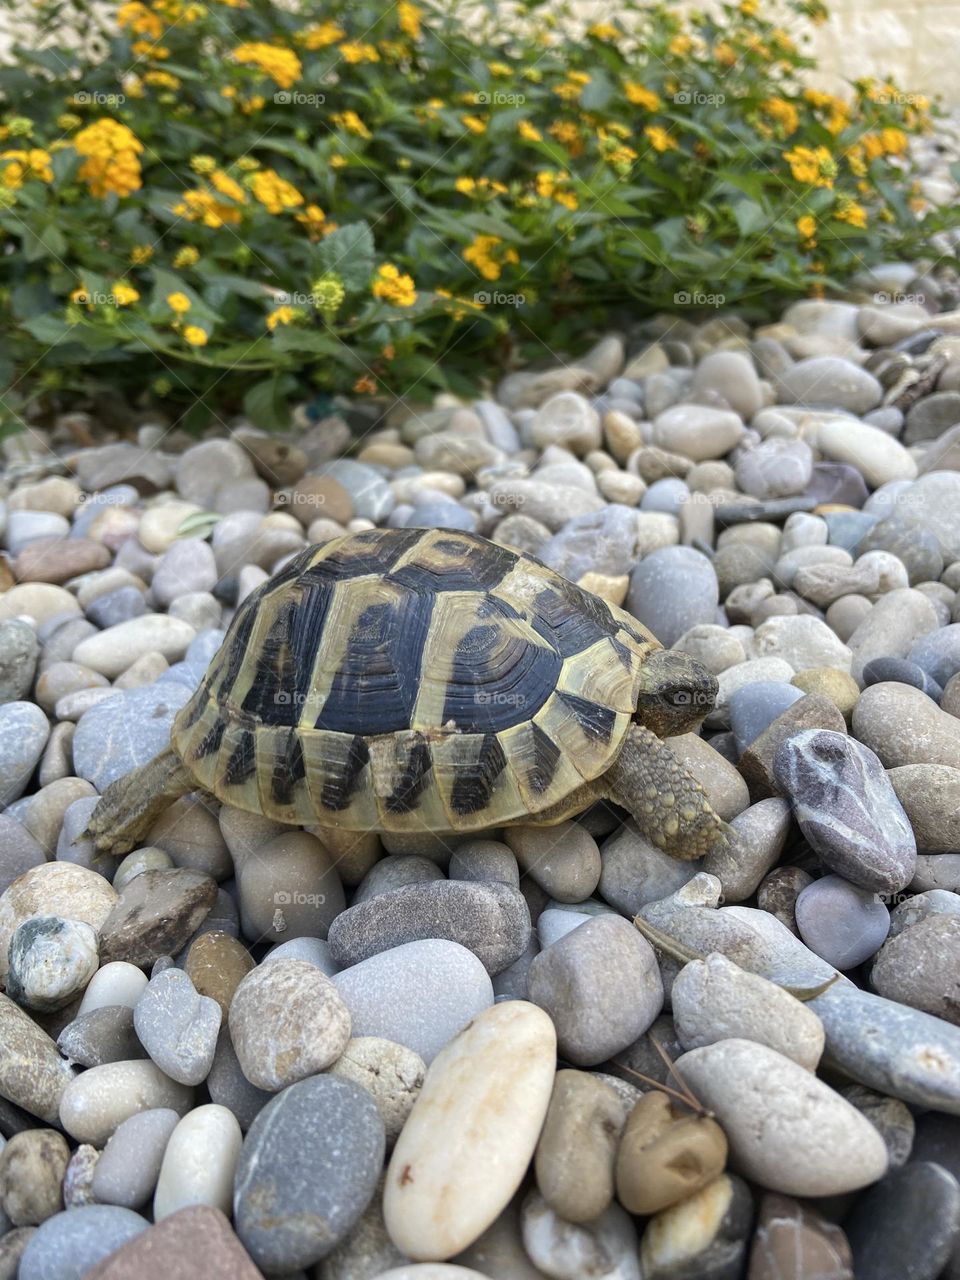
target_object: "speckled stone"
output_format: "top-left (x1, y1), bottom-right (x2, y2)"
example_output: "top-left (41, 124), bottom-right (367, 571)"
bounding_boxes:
top-left (0, 993), bottom-right (76, 1124)
top-left (871, 915), bottom-right (960, 1024)
top-left (133, 967), bottom-right (222, 1086)
top-left (98, 869), bottom-right (217, 967)
top-left (234, 1075), bottom-right (385, 1272)
top-left (328, 1037), bottom-right (426, 1143)
top-left (58, 1059), bottom-right (193, 1146)
top-left (0, 703), bottom-right (50, 807)
top-left (5, 916), bottom-right (99, 1012)
top-left (0, 1128), bottom-right (69, 1225)
top-left (773, 729), bottom-right (917, 893)
top-left (18, 1206), bottom-right (148, 1280)
top-left (183, 931), bottom-right (254, 1016)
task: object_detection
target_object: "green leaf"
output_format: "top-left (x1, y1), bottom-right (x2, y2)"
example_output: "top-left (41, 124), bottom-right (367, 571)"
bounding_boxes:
top-left (243, 375), bottom-right (297, 430)
top-left (271, 327), bottom-right (343, 356)
top-left (580, 69), bottom-right (614, 111)
top-left (313, 222), bottom-right (376, 290)
top-left (733, 199), bottom-right (768, 236)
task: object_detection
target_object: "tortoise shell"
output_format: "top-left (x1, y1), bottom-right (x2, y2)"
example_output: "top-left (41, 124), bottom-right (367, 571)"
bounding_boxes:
top-left (172, 527), bottom-right (659, 832)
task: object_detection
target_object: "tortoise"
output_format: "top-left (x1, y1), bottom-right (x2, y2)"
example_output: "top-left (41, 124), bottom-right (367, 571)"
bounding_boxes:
top-left (86, 527), bottom-right (730, 859)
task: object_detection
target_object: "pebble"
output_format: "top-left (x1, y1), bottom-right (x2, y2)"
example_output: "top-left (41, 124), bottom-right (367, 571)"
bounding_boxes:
top-left (0, 862), bottom-right (115, 981)
top-left (72, 683), bottom-right (192, 791)
top-left (844, 1162), bottom-right (960, 1280)
top-left (447, 839), bottom-right (519, 888)
top-left (0, 583), bottom-right (80, 625)
top-left (92, 1109), bottom-right (180, 1208)
top-left (84, 1204), bottom-right (264, 1280)
top-left (0, 814), bottom-right (45, 896)
top-left (0, 1128), bottom-right (69, 1225)
top-left (673, 1039), bottom-right (889, 1194)
top-left (72, 615), bottom-right (195, 678)
top-left (78, 960), bottom-right (148, 1013)
top-left (234, 829), bottom-right (345, 942)
top-left (62, 1143), bottom-right (98, 1209)
top-left (328, 881), bottom-right (530, 976)
top-left (729, 682), bottom-right (804, 753)
top-left (522, 1193), bottom-right (640, 1280)
top-left (818, 419), bottom-right (917, 486)
top-left (773, 729), bottom-right (917, 893)
top-left (6, 916), bottom-right (100, 1012)
top-left (888, 764), bottom-right (960, 851)
top-left (702, 797), bottom-right (791, 903)
top-left (795, 875), bottom-right (891, 969)
top-left (57, 1007), bottom-right (145, 1068)
top-left (504, 823), bottom-right (601, 902)
top-left (205, 1030), bottom-right (271, 1133)
top-left (234, 1075), bottom-right (385, 1271)
top-left (751, 614), bottom-right (853, 672)
top-left (909, 622), bottom-right (960, 687)
top-left (651, 405), bottom-right (744, 461)
top-left (328, 1037), bottom-right (426, 1143)
top-left (0, 619), bottom-right (39, 703)
top-left (671, 952), bottom-right (825, 1069)
top-left (153, 1104), bottom-right (242, 1220)
top-left (663, 731), bottom-right (751, 819)
top-left (615, 1088), bottom-right (727, 1216)
top-left (183, 931), bottom-right (253, 1016)
top-left (133, 967), bottom-right (221, 1086)
top-left (779, 357), bottom-right (882, 413)
top-left (747, 1194), bottom-right (853, 1280)
top-left (840, 1084), bottom-right (915, 1169)
top-left (385, 1002), bottom-right (556, 1262)
top-left (98, 868), bottom-right (217, 967)
top-left (853, 681), bottom-right (960, 767)
top-left (529, 392), bottom-right (601, 455)
top-left (847, 588), bottom-right (940, 683)
top-left (534, 1070), bottom-right (627, 1223)
top-left (0, 702), bottom-right (49, 806)
top-left (58, 1060), bottom-right (193, 1145)
top-left (18, 1205), bottom-right (148, 1280)
top-left (0, 993), bottom-right (75, 1124)
top-left (871, 915), bottom-right (960, 1023)
top-left (333, 940), bottom-right (493, 1064)
top-left (599, 823), bottom-right (703, 915)
top-left (527, 916), bottom-right (663, 1066)
top-left (627, 546), bottom-right (719, 646)
top-left (229, 958), bottom-right (351, 1090)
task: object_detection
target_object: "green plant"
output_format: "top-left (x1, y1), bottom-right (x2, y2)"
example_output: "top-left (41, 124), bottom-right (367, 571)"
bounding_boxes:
top-left (0, 0), bottom-right (952, 430)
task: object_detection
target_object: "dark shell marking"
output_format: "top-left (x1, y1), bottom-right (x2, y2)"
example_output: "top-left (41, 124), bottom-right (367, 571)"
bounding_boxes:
top-left (172, 528), bottom-right (657, 831)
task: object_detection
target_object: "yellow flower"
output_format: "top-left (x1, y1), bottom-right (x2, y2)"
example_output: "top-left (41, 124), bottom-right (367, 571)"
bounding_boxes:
top-left (173, 246), bottom-right (199, 267)
top-left (739, 0), bottom-right (758, 14)
top-left (517, 120), bottom-right (542, 142)
top-left (339, 42), bottom-right (380, 64)
top-left (295, 204), bottom-right (332, 240)
top-left (715, 41), bottom-right (737, 67)
top-left (132, 40), bottom-right (169, 58)
top-left (183, 325), bottom-right (208, 346)
top-left (73, 119), bottom-right (142, 197)
top-left (783, 144), bottom-right (835, 188)
top-left (553, 80), bottom-right (584, 102)
top-left (463, 233), bottom-right (518, 281)
top-left (173, 189), bottom-right (241, 227)
top-left (70, 286), bottom-right (91, 306)
top-left (117, 1), bottom-right (163, 38)
top-left (834, 199), bottom-right (867, 228)
top-left (804, 89), bottom-right (850, 135)
top-left (144, 69), bottom-right (180, 89)
top-left (488, 61), bottom-right (512, 78)
top-left (297, 21), bottom-right (344, 49)
top-left (549, 121), bottom-right (581, 153)
top-left (330, 155), bottom-right (347, 169)
top-left (208, 170), bottom-right (244, 206)
top-left (588, 21), bottom-right (619, 39)
top-left (398, 1), bottom-right (422, 39)
top-left (250, 168), bottom-right (303, 214)
top-left (266, 305), bottom-right (297, 330)
top-left (455, 176), bottom-right (477, 194)
top-left (461, 115), bottom-right (487, 135)
top-left (624, 82), bottom-right (661, 111)
top-left (644, 125), bottom-right (678, 153)
top-left (796, 214), bottom-right (817, 247)
top-left (167, 291), bottom-right (191, 314)
top-left (130, 244), bottom-right (153, 265)
top-left (568, 71), bottom-right (590, 85)
top-left (332, 110), bottom-right (371, 139)
top-left (761, 98), bottom-right (799, 136)
top-left (112, 282), bottom-right (140, 306)
top-left (0, 148), bottom-right (53, 186)
top-left (190, 154), bottom-right (217, 176)
top-left (231, 42), bottom-right (301, 89)
top-left (57, 113), bottom-right (82, 131)
top-left (372, 263), bottom-right (417, 307)
top-left (670, 34), bottom-right (693, 56)
top-left (881, 127), bottom-right (908, 156)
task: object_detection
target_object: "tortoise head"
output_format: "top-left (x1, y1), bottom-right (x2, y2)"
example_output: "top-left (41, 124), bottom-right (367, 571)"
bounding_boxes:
top-left (633, 649), bottom-right (718, 738)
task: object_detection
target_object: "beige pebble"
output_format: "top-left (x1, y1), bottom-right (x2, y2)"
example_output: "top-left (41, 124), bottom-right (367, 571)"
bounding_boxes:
top-left (59, 1059), bottom-right (194, 1145)
top-left (534, 1069), bottom-right (626, 1224)
top-left (616, 1089), bottom-right (728, 1215)
top-left (0, 863), bottom-right (116, 981)
top-left (329, 1037), bottom-right (426, 1142)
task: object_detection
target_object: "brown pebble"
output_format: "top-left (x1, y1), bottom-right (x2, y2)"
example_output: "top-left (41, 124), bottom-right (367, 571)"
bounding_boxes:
top-left (534, 1068), bottom-right (627, 1223)
top-left (286, 475), bottom-right (354, 527)
top-left (748, 1192), bottom-right (853, 1280)
top-left (0, 1128), bottom-right (69, 1225)
top-left (84, 1205), bottom-right (264, 1280)
top-left (0, 1227), bottom-right (36, 1280)
top-left (739, 694), bottom-right (847, 799)
top-left (185, 931), bottom-right (255, 1017)
top-left (615, 1089), bottom-right (728, 1216)
top-left (99, 869), bottom-right (217, 967)
top-left (238, 435), bottom-right (308, 486)
top-left (14, 537), bottom-right (111, 585)
top-left (756, 866), bottom-right (814, 935)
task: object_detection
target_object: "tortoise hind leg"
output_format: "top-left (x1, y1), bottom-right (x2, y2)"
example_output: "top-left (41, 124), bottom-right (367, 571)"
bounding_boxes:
top-left (601, 724), bottom-right (732, 861)
top-left (84, 747), bottom-right (195, 856)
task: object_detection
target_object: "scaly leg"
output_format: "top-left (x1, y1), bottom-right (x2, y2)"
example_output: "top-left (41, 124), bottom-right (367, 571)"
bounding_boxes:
top-left (84, 747), bottom-right (195, 856)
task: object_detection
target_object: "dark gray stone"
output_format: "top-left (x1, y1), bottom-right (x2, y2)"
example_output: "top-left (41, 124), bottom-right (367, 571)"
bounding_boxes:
top-left (327, 880), bottom-right (531, 976)
top-left (352, 855), bottom-right (445, 905)
top-left (909, 624), bottom-right (960, 689)
top-left (0, 815), bottom-right (45, 896)
top-left (845, 1162), bottom-right (960, 1280)
top-left (85, 587), bottom-right (147, 629)
top-left (233, 1075), bottom-right (385, 1272)
top-left (862, 657), bottom-right (942, 699)
top-left (57, 1007), bottom-right (147, 1068)
top-left (773, 729), bottom-right (917, 894)
top-left (206, 1029), bottom-right (272, 1132)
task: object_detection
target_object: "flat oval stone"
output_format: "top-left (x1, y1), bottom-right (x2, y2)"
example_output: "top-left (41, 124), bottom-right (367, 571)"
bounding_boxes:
top-left (92, 1109), bottom-right (180, 1209)
top-left (133, 968), bottom-right (222, 1086)
top-left (773, 729), bottom-right (917, 893)
top-left (333, 940), bottom-right (494, 1064)
top-left (673, 1039), bottom-right (889, 1196)
top-left (327, 881), bottom-right (530, 976)
top-left (795, 875), bottom-right (891, 969)
top-left (59, 1060), bottom-right (193, 1145)
top-left (0, 703), bottom-right (51, 809)
top-left (153, 1104), bottom-right (242, 1220)
top-left (852, 681), bottom-right (960, 768)
top-left (384, 1002), bottom-right (556, 1261)
top-left (18, 1205), bottom-right (148, 1280)
top-left (234, 1075), bottom-right (385, 1272)
top-left (229, 958), bottom-right (351, 1091)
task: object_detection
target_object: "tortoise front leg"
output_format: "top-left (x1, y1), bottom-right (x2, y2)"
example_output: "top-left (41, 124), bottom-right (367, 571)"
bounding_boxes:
top-left (602, 724), bottom-right (732, 861)
top-left (84, 747), bottom-right (195, 856)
